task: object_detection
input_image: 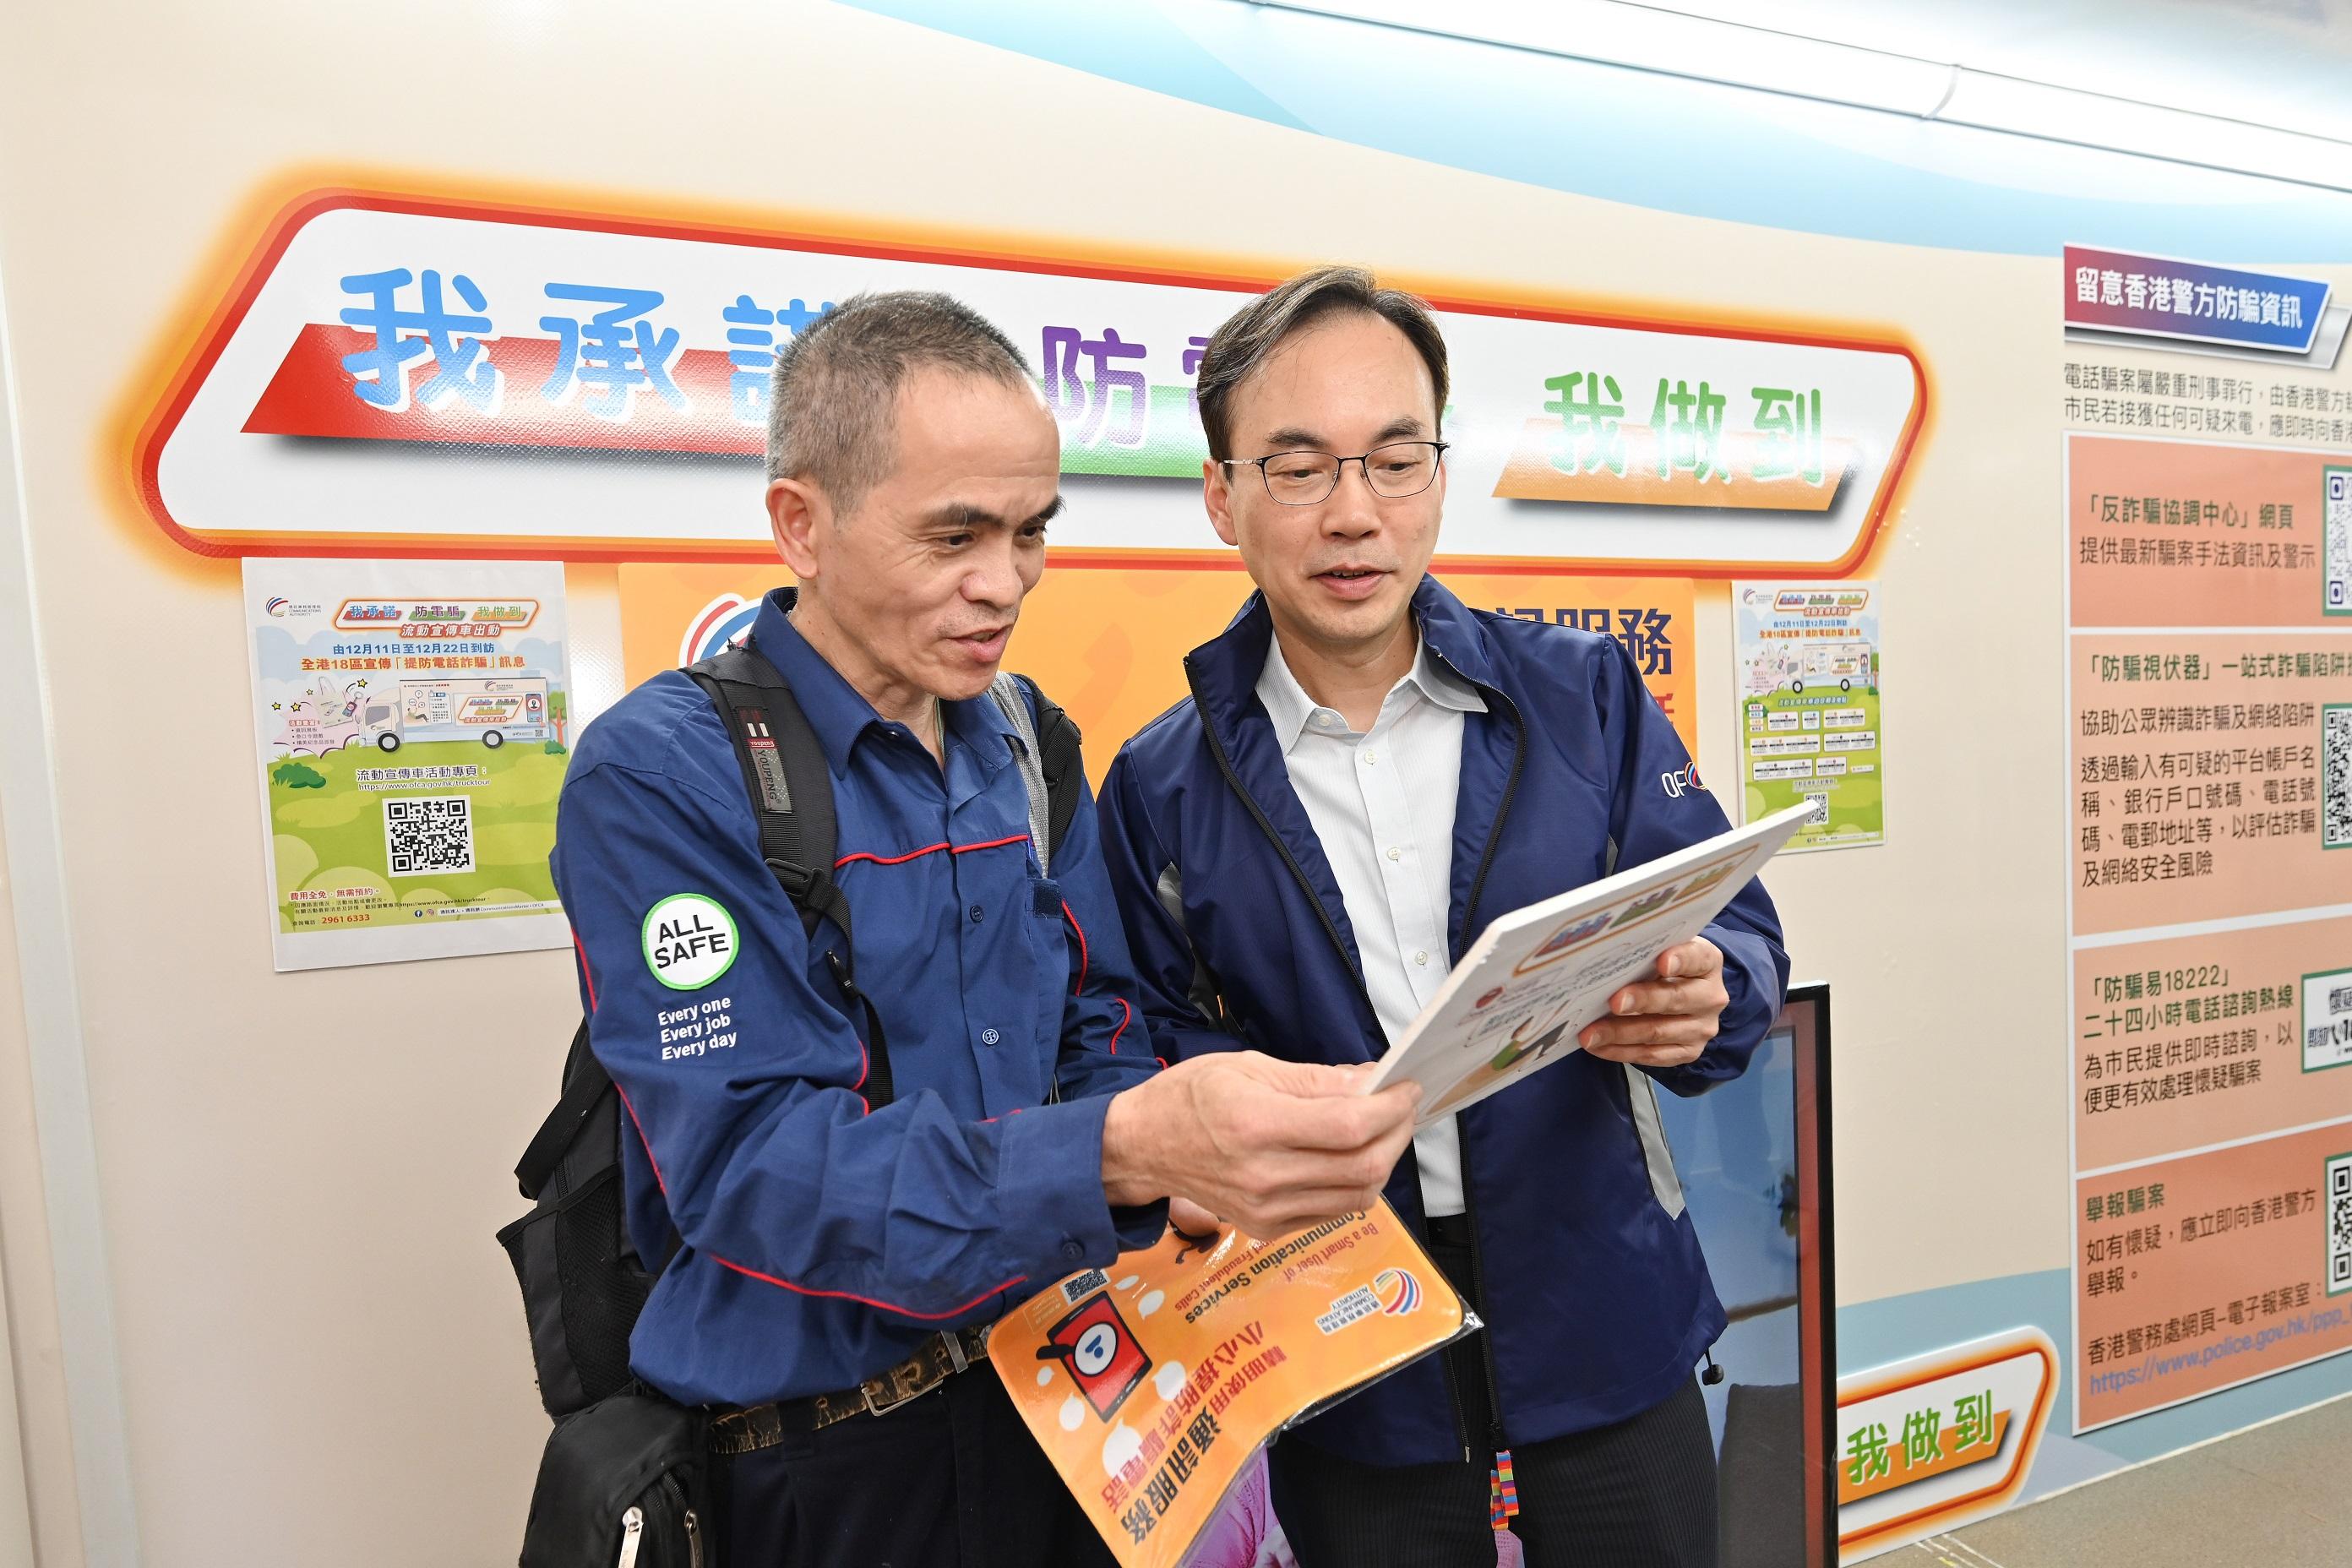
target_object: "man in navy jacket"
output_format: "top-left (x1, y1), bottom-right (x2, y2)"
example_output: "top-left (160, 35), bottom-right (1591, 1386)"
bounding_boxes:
top-left (1099, 269), bottom-right (1790, 1567)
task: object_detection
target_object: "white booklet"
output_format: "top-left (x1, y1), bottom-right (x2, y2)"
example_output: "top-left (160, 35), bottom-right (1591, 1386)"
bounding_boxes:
top-left (1364, 801), bottom-right (1813, 1123)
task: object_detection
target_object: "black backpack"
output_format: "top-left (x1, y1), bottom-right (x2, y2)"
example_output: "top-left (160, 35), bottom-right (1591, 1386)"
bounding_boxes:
top-left (499, 642), bottom-right (1083, 1565)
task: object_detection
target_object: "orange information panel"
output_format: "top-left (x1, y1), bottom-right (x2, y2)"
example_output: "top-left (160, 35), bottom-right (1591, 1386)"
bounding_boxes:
top-left (2061, 401), bottom-right (2352, 1434)
top-left (613, 563), bottom-right (1699, 774)
top-left (2068, 631), bottom-right (2352, 938)
top-left (986, 1202), bottom-right (1464, 1568)
top-left (2074, 1124), bottom-right (2352, 1429)
top-left (2074, 917), bottom-right (2352, 1173)
top-left (2067, 434), bottom-right (2349, 629)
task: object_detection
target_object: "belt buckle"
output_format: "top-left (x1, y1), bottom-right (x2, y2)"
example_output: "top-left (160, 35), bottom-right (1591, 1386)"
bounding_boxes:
top-left (860, 1380), bottom-right (920, 1418)
top-left (861, 1349), bottom-right (939, 1418)
top-left (860, 1328), bottom-right (982, 1417)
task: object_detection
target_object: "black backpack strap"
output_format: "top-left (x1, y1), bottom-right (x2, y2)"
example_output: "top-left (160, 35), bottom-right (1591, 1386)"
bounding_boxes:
top-left (1027, 682), bottom-right (1085, 860)
top-left (515, 1020), bottom-right (607, 1200)
top-left (687, 644), bottom-right (840, 923)
top-left (684, 641), bottom-right (895, 1110)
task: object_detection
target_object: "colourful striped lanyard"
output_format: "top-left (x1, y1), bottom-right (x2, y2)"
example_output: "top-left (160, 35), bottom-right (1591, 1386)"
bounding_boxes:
top-left (1488, 1448), bottom-right (1520, 1528)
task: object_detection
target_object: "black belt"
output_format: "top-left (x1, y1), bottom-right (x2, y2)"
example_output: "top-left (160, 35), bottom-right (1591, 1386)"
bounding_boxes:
top-left (709, 1324), bottom-right (994, 1453)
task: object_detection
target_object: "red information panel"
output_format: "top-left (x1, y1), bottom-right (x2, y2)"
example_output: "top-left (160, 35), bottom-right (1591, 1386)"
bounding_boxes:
top-left (2068, 435), bottom-right (2349, 629)
top-left (2068, 631), bottom-right (2352, 939)
top-left (2075, 917), bottom-right (2352, 1175)
top-left (2075, 1124), bottom-right (2352, 1429)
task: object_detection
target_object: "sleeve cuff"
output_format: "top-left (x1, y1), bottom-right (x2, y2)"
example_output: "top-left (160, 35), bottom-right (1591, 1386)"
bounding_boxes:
top-left (1704, 921), bottom-right (1778, 1039)
top-left (996, 1096), bottom-right (1126, 1274)
top-left (1110, 1197), bottom-right (1172, 1253)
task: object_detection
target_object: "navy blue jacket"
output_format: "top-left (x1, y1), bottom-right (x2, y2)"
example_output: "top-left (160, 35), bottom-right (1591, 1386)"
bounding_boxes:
top-left (1098, 578), bottom-right (1789, 1467)
top-left (553, 590), bottom-right (1163, 1407)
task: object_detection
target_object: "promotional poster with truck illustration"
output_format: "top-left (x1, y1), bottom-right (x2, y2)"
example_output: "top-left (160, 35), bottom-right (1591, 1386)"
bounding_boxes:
top-left (243, 561), bottom-right (575, 970)
top-left (1734, 582), bottom-right (1886, 852)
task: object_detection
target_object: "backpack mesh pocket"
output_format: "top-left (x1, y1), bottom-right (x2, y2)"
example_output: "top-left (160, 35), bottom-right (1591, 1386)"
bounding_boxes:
top-left (499, 1162), bottom-right (655, 1418)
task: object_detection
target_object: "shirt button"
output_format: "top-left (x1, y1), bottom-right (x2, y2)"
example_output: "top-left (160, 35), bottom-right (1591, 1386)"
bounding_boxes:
top-left (1415, 951), bottom-right (1429, 966)
top-left (1362, 750), bottom-right (1376, 766)
top-left (1060, 1239), bottom-right (1086, 1262)
top-left (1386, 847), bottom-right (1402, 861)
top-left (969, 903), bottom-right (984, 923)
top-left (981, 1027), bottom-right (1001, 1046)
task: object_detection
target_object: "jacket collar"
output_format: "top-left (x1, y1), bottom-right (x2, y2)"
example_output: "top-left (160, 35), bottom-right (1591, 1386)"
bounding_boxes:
top-left (1179, 574), bottom-right (1508, 1004)
top-left (1255, 623), bottom-right (1488, 753)
top-left (1185, 574), bottom-right (1499, 735)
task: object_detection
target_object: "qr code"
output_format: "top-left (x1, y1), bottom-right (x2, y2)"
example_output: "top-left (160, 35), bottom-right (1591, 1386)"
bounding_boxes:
top-left (1061, 1269), bottom-right (1108, 1304)
top-left (2328, 1154), bottom-right (2352, 1296)
top-left (1802, 791), bottom-right (1830, 827)
top-left (2327, 469), bottom-right (2349, 612)
top-left (1316, 1287), bottom-right (1378, 1336)
top-left (384, 795), bottom-right (475, 877)
top-left (2326, 708), bottom-right (2352, 849)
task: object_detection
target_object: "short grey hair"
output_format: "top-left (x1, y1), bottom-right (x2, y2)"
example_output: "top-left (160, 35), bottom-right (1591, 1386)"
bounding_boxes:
top-left (765, 291), bottom-right (1035, 515)
top-left (1194, 266), bottom-right (1450, 463)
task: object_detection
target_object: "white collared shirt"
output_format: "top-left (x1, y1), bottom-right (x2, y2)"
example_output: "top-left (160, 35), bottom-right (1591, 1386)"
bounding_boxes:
top-left (1257, 631), bottom-right (1487, 1216)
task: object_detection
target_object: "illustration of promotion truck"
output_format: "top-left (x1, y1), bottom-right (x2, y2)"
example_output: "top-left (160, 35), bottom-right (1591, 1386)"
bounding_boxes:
top-left (360, 678), bottom-right (550, 752)
top-left (1744, 640), bottom-right (1876, 696)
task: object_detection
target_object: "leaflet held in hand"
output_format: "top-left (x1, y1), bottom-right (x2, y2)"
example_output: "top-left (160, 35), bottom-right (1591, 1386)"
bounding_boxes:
top-left (1364, 800), bottom-right (1813, 1122)
top-left (990, 1201), bottom-right (1468, 1568)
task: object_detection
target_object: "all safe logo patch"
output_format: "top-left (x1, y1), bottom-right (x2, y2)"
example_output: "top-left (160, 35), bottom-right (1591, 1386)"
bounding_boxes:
top-left (643, 893), bottom-right (738, 990)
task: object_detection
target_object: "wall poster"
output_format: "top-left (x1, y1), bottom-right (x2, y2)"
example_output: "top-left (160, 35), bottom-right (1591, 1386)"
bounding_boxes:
top-left (1734, 582), bottom-right (1885, 852)
top-left (242, 559), bottom-right (575, 970)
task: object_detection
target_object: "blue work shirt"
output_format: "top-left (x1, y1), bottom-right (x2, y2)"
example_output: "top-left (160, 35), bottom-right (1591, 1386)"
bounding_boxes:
top-left (552, 587), bottom-right (1163, 1407)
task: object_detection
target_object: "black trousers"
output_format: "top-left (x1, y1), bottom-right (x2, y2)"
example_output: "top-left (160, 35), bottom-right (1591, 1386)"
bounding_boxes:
top-left (724, 1365), bottom-right (1115, 1568)
top-left (1270, 1219), bottom-right (1719, 1568)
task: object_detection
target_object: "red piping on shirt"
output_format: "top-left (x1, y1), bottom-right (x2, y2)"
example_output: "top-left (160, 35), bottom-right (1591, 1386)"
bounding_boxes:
top-left (1060, 899), bottom-right (1089, 995)
top-left (705, 1255), bottom-right (1028, 1321)
top-left (834, 833), bottom-right (1030, 869)
top-left (572, 929), bottom-right (598, 1012)
top-left (1108, 997), bottom-right (1132, 1055)
top-left (618, 1076), bottom-right (1018, 1320)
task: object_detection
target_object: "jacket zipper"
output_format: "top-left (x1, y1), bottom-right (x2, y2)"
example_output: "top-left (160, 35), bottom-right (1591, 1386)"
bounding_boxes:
top-left (1188, 662), bottom-right (1528, 1461)
top-left (1449, 671), bottom-right (1526, 1459)
top-left (685, 1505), bottom-right (703, 1568)
top-left (616, 1506), bottom-right (644, 1568)
top-left (1186, 673), bottom-right (1462, 1450)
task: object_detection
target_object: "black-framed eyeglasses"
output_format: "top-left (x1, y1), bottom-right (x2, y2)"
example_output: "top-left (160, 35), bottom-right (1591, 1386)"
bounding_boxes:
top-left (1220, 440), bottom-right (1449, 505)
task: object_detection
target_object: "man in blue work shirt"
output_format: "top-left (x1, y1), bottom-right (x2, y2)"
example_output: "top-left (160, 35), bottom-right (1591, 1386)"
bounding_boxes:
top-left (553, 291), bottom-right (1421, 1566)
top-left (1098, 269), bottom-right (1792, 1567)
